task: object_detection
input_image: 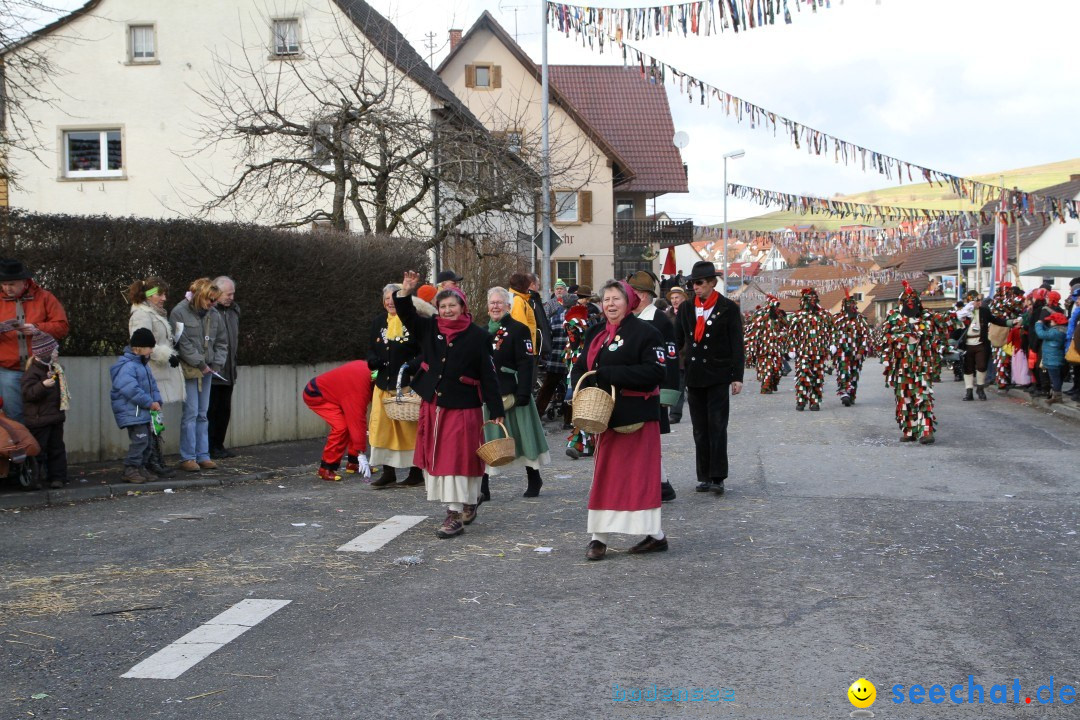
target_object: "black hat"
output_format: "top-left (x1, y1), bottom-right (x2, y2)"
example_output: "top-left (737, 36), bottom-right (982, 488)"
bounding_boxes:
top-left (0, 259), bottom-right (32, 282)
top-left (130, 328), bottom-right (157, 348)
top-left (574, 284), bottom-right (593, 298)
top-left (436, 269), bottom-right (463, 284)
top-left (687, 261), bottom-right (718, 282)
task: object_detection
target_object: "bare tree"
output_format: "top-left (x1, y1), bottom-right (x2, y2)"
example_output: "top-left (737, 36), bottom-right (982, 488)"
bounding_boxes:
top-left (188, 6), bottom-right (598, 252)
top-left (0, 0), bottom-right (67, 187)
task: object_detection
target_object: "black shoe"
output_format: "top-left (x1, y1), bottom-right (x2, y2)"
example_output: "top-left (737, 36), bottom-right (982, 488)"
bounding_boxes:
top-left (371, 466), bottom-right (397, 488)
top-left (840, 395), bottom-right (852, 407)
top-left (480, 473), bottom-right (491, 502)
top-left (523, 468), bottom-right (543, 498)
top-left (660, 481), bottom-right (676, 502)
top-left (809, 403), bottom-right (820, 411)
top-left (147, 463), bottom-right (177, 479)
top-left (668, 416), bottom-right (681, 424)
top-left (796, 403), bottom-right (805, 411)
top-left (586, 540), bottom-right (607, 561)
top-left (695, 482), bottom-right (711, 493)
top-left (976, 385), bottom-right (987, 401)
top-left (566, 446), bottom-right (581, 459)
top-left (209, 447), bottom-right (228, 459)
top-left (396, 466), bottom-right (424, 487)
top-left (710, 481), bottom-right (725, 495)
top-left (962, 389), bottom-right (974, 401)
top-left (628, 535), bottom-right (669, 554)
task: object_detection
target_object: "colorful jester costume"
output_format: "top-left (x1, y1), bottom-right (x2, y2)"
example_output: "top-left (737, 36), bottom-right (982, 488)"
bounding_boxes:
top-left (832, 291), bottom-right (872, 406)
top-left (744, 306), bottom-right (764, 370)
top-left (878, 281), bottom-right (961, 444)
top-left (987, 283), bottom-right (1024, 389)
top-left (748, 295), bottom-right (788, 394)
top-left (786, 288), bottom-right (835, 410)
top-left (562, 305), bottom-right (595, 457)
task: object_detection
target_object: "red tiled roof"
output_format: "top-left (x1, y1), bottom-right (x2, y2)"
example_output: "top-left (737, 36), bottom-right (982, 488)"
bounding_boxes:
top-left (547, 65), bottom-right (688, 195)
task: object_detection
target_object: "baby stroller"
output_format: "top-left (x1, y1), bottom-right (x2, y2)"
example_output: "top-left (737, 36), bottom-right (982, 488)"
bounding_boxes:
top-left (0, 402), bottom-right (42, 489)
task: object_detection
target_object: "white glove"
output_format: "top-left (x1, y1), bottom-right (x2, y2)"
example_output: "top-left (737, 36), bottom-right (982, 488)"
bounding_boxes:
top-left (356, 453), bottom-right (372, 481)
top-left (829, 344), bottom-right (837, 354)
top-left (787, 351), bottom-right (796, 359)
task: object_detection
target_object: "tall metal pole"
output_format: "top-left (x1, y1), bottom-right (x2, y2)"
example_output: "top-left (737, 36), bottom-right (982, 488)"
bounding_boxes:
top-left (722, 157), bottom-right (728, 292)
top-left (540, 0), bottom-right (552, 299)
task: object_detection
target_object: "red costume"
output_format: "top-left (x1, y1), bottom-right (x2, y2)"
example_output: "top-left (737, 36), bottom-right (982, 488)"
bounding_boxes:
top-left (302, 361), bottom-right (373, 470)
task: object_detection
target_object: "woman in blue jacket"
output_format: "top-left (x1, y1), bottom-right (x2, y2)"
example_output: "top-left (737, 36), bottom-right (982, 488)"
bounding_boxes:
top-left (1034, 312), bottom-right (1069, 404)
top-left (110, 329), bottom-right (163, 483)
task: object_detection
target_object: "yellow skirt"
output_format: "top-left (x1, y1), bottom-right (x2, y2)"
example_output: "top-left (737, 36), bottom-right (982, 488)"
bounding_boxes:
top-left (369, 387), bottom-right (419, 453)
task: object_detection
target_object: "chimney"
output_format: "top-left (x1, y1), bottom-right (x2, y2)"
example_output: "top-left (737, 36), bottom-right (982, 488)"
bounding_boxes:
top-left (449, 29), bottom-right (462, 51)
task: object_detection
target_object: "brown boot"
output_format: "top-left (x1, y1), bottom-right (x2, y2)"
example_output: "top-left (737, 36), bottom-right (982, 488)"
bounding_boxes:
top-left (123, 466), bottom-right (146, 484)
top-left (177, 460), bottom-right (200, 472)
top-left (461, 504), bottom-right (477, 525)
top-left (137, 466), bottom-right (154, 482)
top-left (435, 509), bottom-right (464, 538)
top-left (1047, 391), bottom-right (1063, 404)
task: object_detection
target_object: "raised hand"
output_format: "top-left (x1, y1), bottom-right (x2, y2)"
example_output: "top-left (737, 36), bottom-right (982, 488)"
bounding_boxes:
top-left (401, 270), bottom-right (420, 295)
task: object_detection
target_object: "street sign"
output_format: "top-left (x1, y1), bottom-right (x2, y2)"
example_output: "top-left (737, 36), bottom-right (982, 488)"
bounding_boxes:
top-left (959, 245), bottom-right (977, 265)
top-left (533, 227), bottom-right (562, 253)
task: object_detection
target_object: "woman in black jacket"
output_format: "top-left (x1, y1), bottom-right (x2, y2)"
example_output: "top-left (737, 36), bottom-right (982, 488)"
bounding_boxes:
top-left (366, 283), bottom-right (434, 488)
top-left (482, 287), bottom-right (550, 500)
top-left (570, 280), bottom-right (668, 561)
top-left (395, 271), bottom-right (505, 539)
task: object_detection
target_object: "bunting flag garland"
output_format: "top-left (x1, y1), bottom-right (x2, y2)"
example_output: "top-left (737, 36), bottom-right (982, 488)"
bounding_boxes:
top-left (546, 0), bottom-right (831, 43)
top-left (547, 5), bottom-right (1080, 222)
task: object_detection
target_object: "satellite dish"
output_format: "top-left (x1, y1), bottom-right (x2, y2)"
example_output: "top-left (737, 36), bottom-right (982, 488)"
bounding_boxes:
top-left (673, 131), bottom-right (690, 149)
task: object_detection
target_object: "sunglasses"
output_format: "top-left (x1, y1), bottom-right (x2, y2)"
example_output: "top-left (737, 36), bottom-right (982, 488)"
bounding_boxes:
top-left (692, 279), bottom-right (709, 286)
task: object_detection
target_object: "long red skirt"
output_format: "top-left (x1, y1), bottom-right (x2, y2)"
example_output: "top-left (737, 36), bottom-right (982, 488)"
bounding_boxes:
top-left (413, 400), bottom-right (486, 478)
top-left (588, 421), bottom-right (662, 512)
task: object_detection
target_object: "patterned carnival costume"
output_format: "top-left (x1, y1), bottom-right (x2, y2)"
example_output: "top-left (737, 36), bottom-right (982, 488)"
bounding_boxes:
top-left (786, 288), bottom-right (835, 410)
top-left (832, 289), bottom-right (872, 406)
top-left (877, 281), bottom-right (960, 444)
top-left (563, 305), bottom-right (595, 458)
top-left (748, 295), bottom-right (788, 394)
top-left (987, 283), bottom-right (1024, 389)
top-left (744, 306), bottom-right (763, 371)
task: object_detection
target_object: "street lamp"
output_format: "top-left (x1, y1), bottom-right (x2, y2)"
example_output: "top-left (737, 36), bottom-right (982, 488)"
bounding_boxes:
top-left (722, 149), bottom-right (745, 294)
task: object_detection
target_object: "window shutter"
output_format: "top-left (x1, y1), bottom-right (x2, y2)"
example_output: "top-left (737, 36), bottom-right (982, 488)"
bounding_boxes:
top-left (578, 190), bottom-right (592, 223)
top-left (492, 65), bottom-right (502, 88)
top-left (465, 65), bottom-right (476, 88)
top-left (581, 259), bottom-right (593, 288)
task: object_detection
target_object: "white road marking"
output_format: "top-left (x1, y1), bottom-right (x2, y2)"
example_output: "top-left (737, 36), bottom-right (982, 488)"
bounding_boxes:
top-left (336, 515), bottom-right (428, 552)
top-left (121, 599), bottom-right (291, 679)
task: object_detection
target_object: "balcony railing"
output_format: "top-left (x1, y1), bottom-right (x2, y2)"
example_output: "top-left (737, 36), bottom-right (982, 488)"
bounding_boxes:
top-left (614, 219), bottom-right (694, 247)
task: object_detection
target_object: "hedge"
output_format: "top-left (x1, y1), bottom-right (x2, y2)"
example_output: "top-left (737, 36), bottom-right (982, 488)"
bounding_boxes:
top-left (0, 210), bottom-right (429, 364)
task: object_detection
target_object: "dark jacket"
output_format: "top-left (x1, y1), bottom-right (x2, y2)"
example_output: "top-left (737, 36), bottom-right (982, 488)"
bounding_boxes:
top-left (490, 315), bottom-right (534, 405)
top-left (367, 312), bottom-right (422, 392)
top-left (674, 292), bottom-right (745, 387)
top-left (393, 293), bottom-right (504, 418)
top-left (529, 290), bottom-right (552, 360)
top-left (212, 303), bottom-right (240, 385)
top-left (109, 350), bottom-right (163, 429)
top-left (961, 305), bottom-right (1011, 346)
top-left (570, 313), bottom-right (667, 428)
top-left (20, 359), bottom-right (65, 429)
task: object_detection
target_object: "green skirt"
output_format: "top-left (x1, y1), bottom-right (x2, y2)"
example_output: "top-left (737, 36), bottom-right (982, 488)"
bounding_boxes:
top-left (484, 398), bottom-right (550, 461)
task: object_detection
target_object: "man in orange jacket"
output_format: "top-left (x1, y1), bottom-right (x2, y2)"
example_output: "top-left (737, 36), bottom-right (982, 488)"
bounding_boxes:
top-left (0, 259), bottom-right (69, 422)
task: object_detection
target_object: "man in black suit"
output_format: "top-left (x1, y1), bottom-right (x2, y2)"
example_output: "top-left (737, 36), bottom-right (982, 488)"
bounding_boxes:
top-left (674, 261), bottom-right (744, 494)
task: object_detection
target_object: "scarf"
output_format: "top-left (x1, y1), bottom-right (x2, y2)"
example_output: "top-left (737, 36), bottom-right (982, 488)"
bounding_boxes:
top-left (436, 288), bottom-right (473, 342)
top-left (586, 320), bottom-right (620, 371)
top-left (52, 361), bottom-right (71, 412)
top-left (386, 313), bottom-right (404, 340)
top-left (694, 291), bottom-right (719, 342)
top-left (487, 317), bottom-right (502, 334)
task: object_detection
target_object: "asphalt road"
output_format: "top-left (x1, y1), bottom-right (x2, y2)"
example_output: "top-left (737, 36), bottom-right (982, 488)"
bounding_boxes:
top-left (1, 365), bottom-right (1077, 720)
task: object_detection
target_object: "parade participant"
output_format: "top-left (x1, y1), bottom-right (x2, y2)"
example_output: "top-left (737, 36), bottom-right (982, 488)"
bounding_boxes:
top-left (570, 280), bottom-right (668, 561)
top-left (832, 290), bottom-right (872, 406)
top-left (395, 271), bottom-right (504, 539)
top-left (366, 283), bottom-right (433, 487)
top-left (674, 261), bottom-right (744, 494)
top-left (786, 288), bottom-right (835, 411)
top-left (562, 305), bottom-right (595, 459)
top-left (988, 283), bottom-right (1024, 390)
top-left (748, 295), bottom-right (788, 395)
top-left (664, 286), bottom-right (689, 423)
top-left (482, 287), bottom-right (550, 499)
top-left (535, 288), bottom-right (568, 419)
top-left (878, 281), bottom-right (960, 444)
top-left (956, 289), bottom-right (1019, 401)
top-left (302, 361), bottom-right (373, 482)
top-left (629, 270), bottom-right (680, 502)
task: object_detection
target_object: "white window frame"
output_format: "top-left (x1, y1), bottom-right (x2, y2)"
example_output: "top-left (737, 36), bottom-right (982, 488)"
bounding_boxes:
top-left (851, 292), bottom-right (864, 302)
top-left (61, 128), bottom-right (125, 179)
top-left (554, 190), bottom-right (578, 223)
top-left (474, 64), bottom-right (492, 88)
top-left (555, 260), bottom-right (579, 288)
top-left (1067, 231), bottom-right (1078, 247)
top-left (128, 24), bottom-right (157, 63)
top-left (272, 18), bottom-right (301, 57)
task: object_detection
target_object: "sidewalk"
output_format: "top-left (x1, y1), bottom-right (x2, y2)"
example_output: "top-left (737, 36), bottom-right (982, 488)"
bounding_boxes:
top-left (995, 385), bottom-right (1080, 424)
top-left (0, 439), bottom-right (326, 510)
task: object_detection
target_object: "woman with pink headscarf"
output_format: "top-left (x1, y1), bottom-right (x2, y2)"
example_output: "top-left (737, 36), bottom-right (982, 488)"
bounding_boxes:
top-left (569, 279), bottom-right (669, 561)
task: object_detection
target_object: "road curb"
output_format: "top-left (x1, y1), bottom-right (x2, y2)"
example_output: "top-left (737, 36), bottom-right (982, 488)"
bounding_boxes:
top-left (0, 470), bottom-right (280, 511)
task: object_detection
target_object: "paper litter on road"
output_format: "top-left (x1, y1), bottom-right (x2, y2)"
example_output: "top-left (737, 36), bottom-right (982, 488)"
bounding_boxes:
top-left (290, 523), bottom-right (306, 527)
top-left (393, 555), bottom-right (423, 566)
top-left (555, 475), bottom-right (572, 479)
top-left (278, 485), bottom-right (286, 489)
top-left (163, 489), bottom-right (175, 494)
top-left (534, 547), bottom-right (554, 553)
top-left (1004, 495), bottom-right (1015, 498)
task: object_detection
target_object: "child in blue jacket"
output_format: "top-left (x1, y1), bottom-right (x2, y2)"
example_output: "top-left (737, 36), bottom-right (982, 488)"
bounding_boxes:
top-left (110, 329), bottom-right (163, 483)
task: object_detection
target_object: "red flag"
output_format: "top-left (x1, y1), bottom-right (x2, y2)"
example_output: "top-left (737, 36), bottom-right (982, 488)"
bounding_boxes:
top-left (662, 246), bottom-right (677, 275)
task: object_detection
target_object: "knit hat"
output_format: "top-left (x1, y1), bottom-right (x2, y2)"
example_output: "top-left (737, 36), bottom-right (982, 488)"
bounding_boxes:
top-left (31, 331), bottom-right (58, 359)
top-left (1047, 290), bottom-right (1061, 305)
top-left (554, 279), bottom-right (567, 289)
top-left (1047, 312), bottom-right (1069, 326)
top-left (130, 328), bottom-right (157, 348)
top-left (416, 284), bottom-right (437, 304)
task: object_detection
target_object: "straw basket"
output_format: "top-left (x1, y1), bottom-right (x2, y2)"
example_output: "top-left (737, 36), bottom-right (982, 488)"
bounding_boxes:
top-left (571, 370), bottom-right (616, 434)
top-left (382, 365), bottom-right (422, 423)
top-left (613, 422), bottom-right (644, 434)
top-left (476, 420), bottom-right (516, 467)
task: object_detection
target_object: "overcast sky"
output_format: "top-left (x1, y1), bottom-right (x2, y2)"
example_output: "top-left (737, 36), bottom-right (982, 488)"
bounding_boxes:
top-left (38, 0), bottom-right (1080, 223)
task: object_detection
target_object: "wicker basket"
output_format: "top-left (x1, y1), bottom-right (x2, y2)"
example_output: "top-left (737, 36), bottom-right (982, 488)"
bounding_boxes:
top-left (571, 370), bottom-right (616, 434)
top-left (382, 365), bottom-right (422, 423)
top-left (613, 422), bottom-right (644, 434)
top-left (476, 420), bottom-right (516, 467)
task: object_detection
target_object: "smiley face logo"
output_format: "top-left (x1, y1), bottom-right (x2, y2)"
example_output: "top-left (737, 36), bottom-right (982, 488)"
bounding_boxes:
top-left (847, 678), bottom-right (876, 709)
